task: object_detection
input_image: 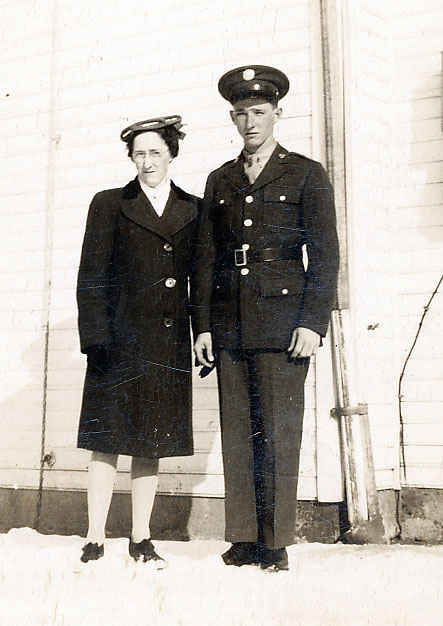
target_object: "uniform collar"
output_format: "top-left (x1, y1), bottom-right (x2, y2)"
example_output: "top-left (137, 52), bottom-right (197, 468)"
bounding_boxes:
top-left (242, 137), bottom-right (277, 165)
top-left (223, 143), bottom-right (290, 192)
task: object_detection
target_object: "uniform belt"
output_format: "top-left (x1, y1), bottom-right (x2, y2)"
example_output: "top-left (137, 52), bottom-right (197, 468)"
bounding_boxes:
top-left (230, 246), bottom-right (302, 267)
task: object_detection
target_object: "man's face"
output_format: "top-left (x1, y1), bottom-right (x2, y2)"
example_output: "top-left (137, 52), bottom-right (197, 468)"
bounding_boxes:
top-left (132, 131), bottom-right (171, 187)
top-left (230, 98), bottom-right (281, 152)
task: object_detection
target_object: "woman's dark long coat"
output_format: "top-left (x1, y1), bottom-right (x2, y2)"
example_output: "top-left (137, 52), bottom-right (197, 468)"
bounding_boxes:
top-left (77, 178), bottom-right (198, 458)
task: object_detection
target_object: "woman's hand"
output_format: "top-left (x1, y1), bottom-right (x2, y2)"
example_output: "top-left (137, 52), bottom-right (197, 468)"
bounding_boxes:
top-left (194, 332), bottom-right (214, 368)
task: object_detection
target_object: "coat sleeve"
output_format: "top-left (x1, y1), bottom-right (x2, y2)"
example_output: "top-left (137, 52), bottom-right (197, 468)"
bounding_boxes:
top-left (76, 191), bottom-right (118, 353)
top-left (297, 161), bottom-right (339, 337)
top-left (190, 175), bottom-right (216, 338)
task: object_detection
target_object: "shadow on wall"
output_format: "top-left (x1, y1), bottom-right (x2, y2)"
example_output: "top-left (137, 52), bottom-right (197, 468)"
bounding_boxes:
top-left (0, 315), bottom-right (218, 541)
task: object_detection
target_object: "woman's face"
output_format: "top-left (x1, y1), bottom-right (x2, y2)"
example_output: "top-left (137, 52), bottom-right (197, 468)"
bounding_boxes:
top-left (131, 131), bottom-right (172, 188)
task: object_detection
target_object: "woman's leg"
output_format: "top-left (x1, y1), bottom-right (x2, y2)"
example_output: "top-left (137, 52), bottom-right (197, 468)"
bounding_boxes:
top-left (86, 451), bottom-right (118, 545)
top-left (130, 456), bottom-right (159, 542)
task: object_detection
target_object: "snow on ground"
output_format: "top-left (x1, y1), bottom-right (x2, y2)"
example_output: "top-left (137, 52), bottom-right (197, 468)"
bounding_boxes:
top-left (1, 529), bottom-right (442, 626)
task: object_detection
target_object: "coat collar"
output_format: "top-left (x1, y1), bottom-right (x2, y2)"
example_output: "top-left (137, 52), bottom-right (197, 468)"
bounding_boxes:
top-left (221, 143), bottom-right (290, 193)
top-left (120, 178), bottom-right (196, 242)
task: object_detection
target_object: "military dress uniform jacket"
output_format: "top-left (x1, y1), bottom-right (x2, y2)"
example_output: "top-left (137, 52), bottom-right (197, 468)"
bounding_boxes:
top-left (191, 144), bottom-right (339, 351)
top-left (77, 178), bottom-right (198, 458)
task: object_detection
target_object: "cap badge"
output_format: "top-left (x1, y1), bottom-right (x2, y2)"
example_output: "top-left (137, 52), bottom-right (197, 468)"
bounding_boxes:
top-left (243, 68), bottom-right (255, 80)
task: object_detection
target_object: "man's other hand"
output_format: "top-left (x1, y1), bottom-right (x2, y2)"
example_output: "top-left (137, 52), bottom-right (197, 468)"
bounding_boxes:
top-left (194, 332), bottom-right (214, 368)
top-left (287, 327), bottom-right (320, 359)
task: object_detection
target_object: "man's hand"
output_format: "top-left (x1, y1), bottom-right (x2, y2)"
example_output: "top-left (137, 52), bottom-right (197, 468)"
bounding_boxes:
top-left (194, 332), bottom-right (214, 368)
top-left (288, 327), bottom-right (320, 359)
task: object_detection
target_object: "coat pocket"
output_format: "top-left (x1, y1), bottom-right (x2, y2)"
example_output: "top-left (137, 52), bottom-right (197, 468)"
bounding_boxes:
top-left (263, 186), bottom-right (302, 232)
top-left (263, 185), bottom-right (302, 204)
top-left (259, 274), bottom-right (304, 298)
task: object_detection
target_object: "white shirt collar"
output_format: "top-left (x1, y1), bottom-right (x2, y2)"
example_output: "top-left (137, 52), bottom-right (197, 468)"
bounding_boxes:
top-left (138, 176), bottom-right (171, 217)
top-left (243, 137), bottom-right (277, 164)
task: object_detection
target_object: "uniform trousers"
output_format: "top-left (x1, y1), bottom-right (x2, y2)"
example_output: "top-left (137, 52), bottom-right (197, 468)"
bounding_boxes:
top-left (217, 349), bottom-right (309, 549)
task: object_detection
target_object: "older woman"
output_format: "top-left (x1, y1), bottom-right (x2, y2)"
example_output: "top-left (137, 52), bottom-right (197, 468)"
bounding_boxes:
top-left (76, 116), bottom-right (198, 565)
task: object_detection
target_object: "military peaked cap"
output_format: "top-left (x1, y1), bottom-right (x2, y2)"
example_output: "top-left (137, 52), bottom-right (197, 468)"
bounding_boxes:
top-left (218, 65), bottom-right (290, 104)
top-left (120, 115), bottom-right (185, 143)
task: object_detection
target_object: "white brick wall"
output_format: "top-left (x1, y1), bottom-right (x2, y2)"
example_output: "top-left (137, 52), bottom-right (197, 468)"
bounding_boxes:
top-left (0, 0), bottom-right (55, 489)
top-left (340, 1), bottom-right (443, 491)
top-left (344, 1), bottom-right (401, 490)
top-left (5, 0), bottom-right (441, 504)
top-left (388, 4), bottom-right (443, 488)
top-left (1, 0), bottom-right (329, 499)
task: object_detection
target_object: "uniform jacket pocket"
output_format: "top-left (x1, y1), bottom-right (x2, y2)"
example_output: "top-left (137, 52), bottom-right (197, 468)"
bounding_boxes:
top-left (259, 274), bottom-right (304, 298)
top-left (263, 185), bottom-right (302, 204)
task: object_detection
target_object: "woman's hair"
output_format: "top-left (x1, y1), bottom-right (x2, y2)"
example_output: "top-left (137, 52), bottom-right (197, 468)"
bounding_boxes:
top-left (126, 126), bottom-right (180, 159)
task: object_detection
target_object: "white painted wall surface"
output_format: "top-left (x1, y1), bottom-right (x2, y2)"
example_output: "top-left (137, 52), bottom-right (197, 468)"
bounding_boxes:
top-left (343, 0), bottom-right (401, 491)
top-left (343, 0), bottom-right (443, 491)
top-left (1, 0), bottom-right (345, 501)
top-left (7, 0), bottom-right (441, 501)
top-left (389, 2), bottom-right (443, 488)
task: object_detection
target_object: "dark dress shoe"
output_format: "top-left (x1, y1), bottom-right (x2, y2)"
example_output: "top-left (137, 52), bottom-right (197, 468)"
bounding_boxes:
top-left (259, 547), bottom-right (289, 572)
top-left (222, 542), bottom-right (259, 567)
top-left (129, 538), bottom-right (167, 569)
top-left (80, 542), bottom-right (104, 563)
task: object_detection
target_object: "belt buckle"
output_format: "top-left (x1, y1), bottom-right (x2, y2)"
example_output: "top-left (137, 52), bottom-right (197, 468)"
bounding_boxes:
top-left (234, 249), bottom-right (247, 267)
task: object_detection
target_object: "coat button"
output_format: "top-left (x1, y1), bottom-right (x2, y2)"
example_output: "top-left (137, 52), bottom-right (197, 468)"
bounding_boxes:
top-left (244, 218), bottom-right (253, 227)
top-left (163, 243), bottom-right (173, 252)
top-left (163, 318), bottom-right (174, 327)
top-left (240, 268), bottom-right (249, 275)
top-left (245, 195), bottom-right (253, 203)
top-left (165, 277), bottom-right (176, 288)
top-left (279, 195), bottom-right (286, 201)
top-left (219, 199), bottom-right (225, 204)
top-left (282, 288), bottom-right (289, 295)
top-left (242, 243), bottom-right (250, 250)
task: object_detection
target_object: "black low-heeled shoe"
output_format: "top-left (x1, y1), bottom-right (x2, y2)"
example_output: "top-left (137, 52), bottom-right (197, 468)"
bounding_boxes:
top-left (222, 542), bottom-right (260, 567)
top-left (259, 547), bottom-right (289, 572)
top-left (80, 542), bottom-right (104, 563)
top-left (129, 538), bottom-right (167, 569)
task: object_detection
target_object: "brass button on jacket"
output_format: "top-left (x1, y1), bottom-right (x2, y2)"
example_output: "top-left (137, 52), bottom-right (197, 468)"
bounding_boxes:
top-left (191, 143), bottom-right (340, 347)
top-left (165, 277), bottom-right (176, 288)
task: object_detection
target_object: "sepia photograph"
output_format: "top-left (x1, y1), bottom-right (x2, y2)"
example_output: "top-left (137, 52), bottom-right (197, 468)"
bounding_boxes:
top-left (0, 0), bottom-right (442, 624)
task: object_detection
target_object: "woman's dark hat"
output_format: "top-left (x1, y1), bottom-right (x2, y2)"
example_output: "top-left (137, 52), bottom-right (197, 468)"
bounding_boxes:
top-left (120, 115), bottom-right (185, 143)
top-left (218, 65), bottom-right (290, 104)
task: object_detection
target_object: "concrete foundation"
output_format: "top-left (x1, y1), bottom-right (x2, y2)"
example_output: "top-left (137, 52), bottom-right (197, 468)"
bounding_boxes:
top-left (0, 488), bottom-right (340, 543)
top-left (399, 488), bottom-right (443, 543)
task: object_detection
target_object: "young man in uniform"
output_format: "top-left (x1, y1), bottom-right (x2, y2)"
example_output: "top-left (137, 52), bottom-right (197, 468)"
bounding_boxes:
top-left (192, 66), bottom-right (339, 572)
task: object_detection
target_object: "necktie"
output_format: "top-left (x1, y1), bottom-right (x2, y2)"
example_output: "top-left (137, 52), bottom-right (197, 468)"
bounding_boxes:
top-left (244, 153), bottom-right (262, 184)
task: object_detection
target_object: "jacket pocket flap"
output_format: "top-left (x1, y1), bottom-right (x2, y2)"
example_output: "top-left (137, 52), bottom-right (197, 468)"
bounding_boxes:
top-left (264, 186), bottom-right (301, 203)
top-left (259, 275), bottom-right (304, 297)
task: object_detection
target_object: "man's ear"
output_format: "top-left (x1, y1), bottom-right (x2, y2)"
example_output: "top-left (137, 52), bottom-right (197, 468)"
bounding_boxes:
top-left (274, 106), bottom-right (283, 120)
top-left (229, 110), bottom-right (236, 124)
